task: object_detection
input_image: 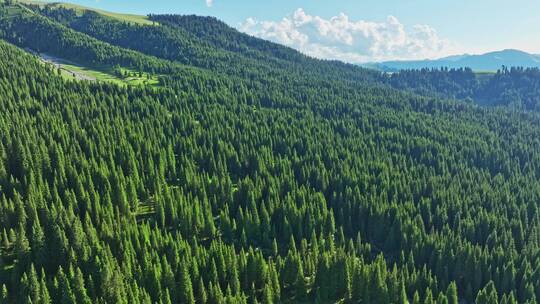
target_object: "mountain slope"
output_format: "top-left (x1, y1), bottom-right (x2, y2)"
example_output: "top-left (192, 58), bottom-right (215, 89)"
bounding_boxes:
top-left (27, 2), bottom-right (381, 84)
top-left (385, 67), bottom-right (540, 110)
top-left (1, 2), bottom-right (540, 304)
top-left (20, 0), bottom-right (155, 25)
top-left (371, 49), bottom-right (540, 71)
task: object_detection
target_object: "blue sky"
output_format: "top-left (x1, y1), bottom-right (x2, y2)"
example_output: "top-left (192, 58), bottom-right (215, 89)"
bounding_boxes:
top-left (44, 0), bottom-right (540, 63)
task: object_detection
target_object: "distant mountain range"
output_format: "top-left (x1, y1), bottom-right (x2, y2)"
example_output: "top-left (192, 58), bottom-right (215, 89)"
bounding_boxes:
top-left (365, 49), bottom-right (540, 72)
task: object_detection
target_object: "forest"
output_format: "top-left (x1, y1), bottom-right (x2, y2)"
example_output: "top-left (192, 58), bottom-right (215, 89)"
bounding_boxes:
top-left (387, 67), bottom-right (540, 110)
top-left (0, 1), bottom-right (540, 303)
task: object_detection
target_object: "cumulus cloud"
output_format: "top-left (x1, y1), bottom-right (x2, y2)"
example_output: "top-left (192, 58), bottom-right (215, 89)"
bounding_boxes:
top-left (206, 0), bottom-right (213, 7)
top-left (239, 9), bottom-right (457, 63)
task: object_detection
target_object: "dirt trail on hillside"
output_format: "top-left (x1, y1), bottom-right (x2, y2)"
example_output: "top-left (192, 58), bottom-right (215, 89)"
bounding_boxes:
top-left (38, 53), bottom-right (96, 81)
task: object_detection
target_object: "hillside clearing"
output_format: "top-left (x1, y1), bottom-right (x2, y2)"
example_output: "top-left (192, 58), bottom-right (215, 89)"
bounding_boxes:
top-left (17, 0), bottom-right (156, 25)
top-left (35, 52), bottom-right (160, 86)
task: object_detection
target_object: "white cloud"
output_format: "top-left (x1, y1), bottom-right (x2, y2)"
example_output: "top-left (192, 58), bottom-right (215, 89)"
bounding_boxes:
top-left (206, 0), bottom-right (213, 7)
top-left (239, 9), bottom-right (459, 63)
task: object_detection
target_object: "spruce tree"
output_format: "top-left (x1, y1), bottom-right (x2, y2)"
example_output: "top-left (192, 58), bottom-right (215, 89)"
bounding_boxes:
top-left (178, 265), bottom-right (195, 304)
top-left (446, 281), bottom-right (458, 304)
top-left (0, 285), bottom-right (7, 304)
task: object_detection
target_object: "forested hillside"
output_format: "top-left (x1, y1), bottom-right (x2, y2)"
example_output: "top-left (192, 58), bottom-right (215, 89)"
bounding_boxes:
top-left (0, 1), bottom-right (540, 304)
top-left (387, 67), bottom-right (540, 110)
top-left (9, 2), bottom-right (382, 85)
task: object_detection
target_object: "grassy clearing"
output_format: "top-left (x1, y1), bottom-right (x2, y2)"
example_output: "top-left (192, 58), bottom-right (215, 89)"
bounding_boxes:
top-left (63, 64), bottom-right (160, 87)
top-left (54, 2), bottom-right (155, 25)
top-left (112, 67), bottom-right (161, 86)
top-left (17, 0), bottom-right (156, 25)
top-left (60, 63), bottom-right (124, 84)
top-left (38, 53), bottom-right (160, 87)
top-left (0, 4), bottom-right (26, 18)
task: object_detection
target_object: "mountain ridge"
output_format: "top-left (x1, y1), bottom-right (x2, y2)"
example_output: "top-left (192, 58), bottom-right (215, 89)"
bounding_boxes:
top-left (17, 0), bottom-right (540, 72)
top-left (366, 49), bottom-right (540, 72)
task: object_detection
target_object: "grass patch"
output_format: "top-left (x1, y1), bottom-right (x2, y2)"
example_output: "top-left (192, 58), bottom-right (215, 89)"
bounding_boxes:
top-left (18, 0), bottom-right (156, 25)
top-left (0, 4), bottom-right (25, 18)
top-left (54, 2), bottom-right (155, 25)
top-left (60, 63), bottom-right (125, 84)
top-left (111, 66), bottom-right (161, 87)
top-left (64, 64), bottom-right (160, 87)
top-left (38, 52), bottom-right (160, 87)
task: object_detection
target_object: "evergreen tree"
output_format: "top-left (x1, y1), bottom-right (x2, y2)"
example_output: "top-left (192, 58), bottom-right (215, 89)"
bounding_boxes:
top-left (0, 284), bottom-right (7, 304)
top-left (197, 278), bottom-right (207, 304)
top-left (179, 265), bottom-right (195, 304)
top-left (446, 281), bottom-right (458, 304)
top-left (476, 281), bottom-right (499, 304)
top-left (399, 280), bottom-right (409, 304)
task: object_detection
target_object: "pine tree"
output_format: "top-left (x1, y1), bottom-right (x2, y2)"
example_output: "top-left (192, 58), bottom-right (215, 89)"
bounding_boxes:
top-left (209, 281), bottom-right (224, 304)
top-left (293, 257), bottom-right (307, 301)
top-left (507, 291), bottom-right (518, 304)
top-left (15, 223), bottom-right (30, 267)
top-left (100, 263), bottom-right (128, 304)
top-left (412, 291), bottom-right (420, 304)
top-left (0, 285), bottom-right (7, 304)
top-left (523, 283), bottom-right (536, 303)
top-left (446, 281), bottom-right (458, 304)
top-left (423, 288), bottom-right (434, 304)
top-left (198, 278), bottom-right (208, 304)
top-left (40, 271), bottom-right (52, 304)
top-left (162, 289), bottom-right (172, 304)
top-left (476, 281), bottom-right (498, 304)
top-left (179, 265), bottom-right (195, 304)
top-left (72, 267), bottom-right (91, 304)
top-left (399, 280), bottom-right (409, 304)
top-left (56, 267), bottom-right (77, 304)
top-left (436, 292), bottom-right (448, 304)
top-left (268, 264), bottom-right (280, 303)
top-left (27, 264), bottom-right (41, 304)
top-left (262, 285), bottom-right (273, 304)
top-left (30, 218), bottom-right (46, 266)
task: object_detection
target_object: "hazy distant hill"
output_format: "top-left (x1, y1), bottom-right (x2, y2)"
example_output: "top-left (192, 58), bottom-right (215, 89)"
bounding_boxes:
top-left (367, 49), bottom-right (540, 72)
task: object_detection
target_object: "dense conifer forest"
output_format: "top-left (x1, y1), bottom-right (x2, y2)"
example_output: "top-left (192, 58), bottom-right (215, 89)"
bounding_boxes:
top-left (387, 67), bottom-right (540, 110)
top-left (0, 1), bottom-right (539, 303)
